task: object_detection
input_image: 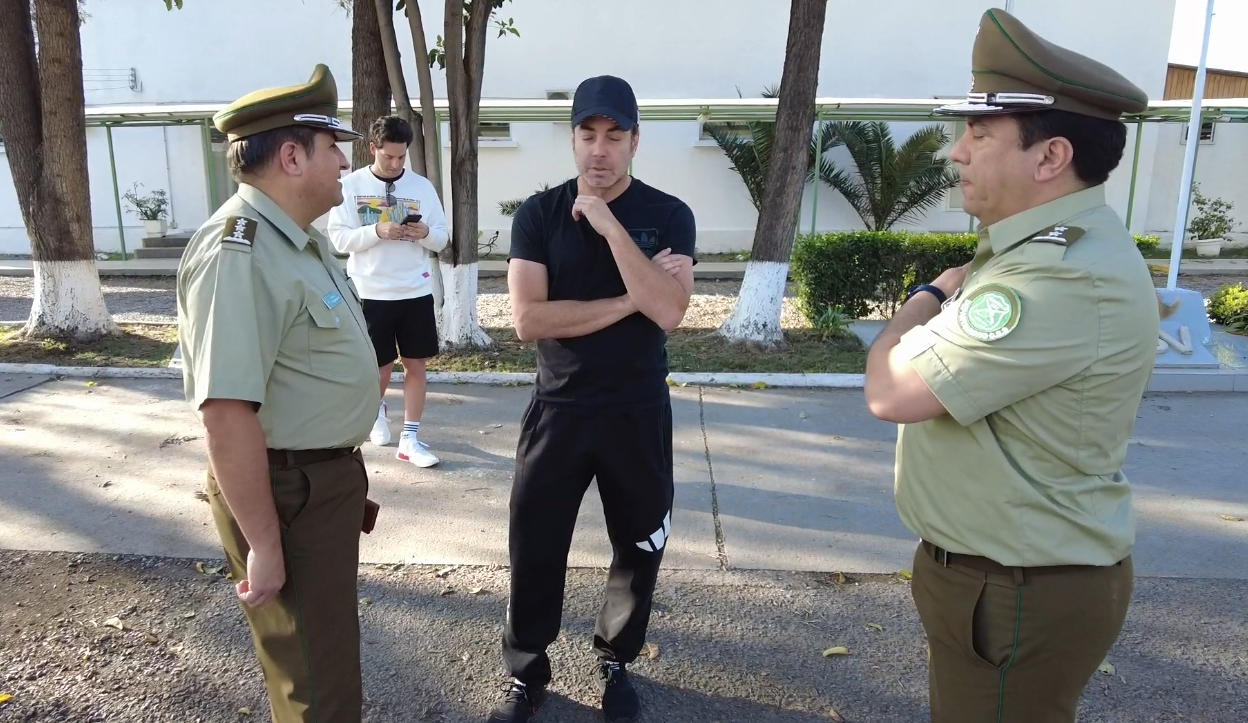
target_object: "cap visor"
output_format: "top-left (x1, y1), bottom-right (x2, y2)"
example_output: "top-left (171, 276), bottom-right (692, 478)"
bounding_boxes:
top-left (934, 102), bottom-right (1010, 116)
top-left (292, 118), bottom-right (363, 141)
top-left (572, 105), bottom-right (635, 131)
top-left (934, 102), bottom-right (1053, 117)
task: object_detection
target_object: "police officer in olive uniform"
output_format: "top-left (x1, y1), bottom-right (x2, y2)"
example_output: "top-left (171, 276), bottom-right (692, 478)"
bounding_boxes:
top-left (176, 64), bottom-right (380, 723)
top-left (863, 9), bottom-right (1160, 723)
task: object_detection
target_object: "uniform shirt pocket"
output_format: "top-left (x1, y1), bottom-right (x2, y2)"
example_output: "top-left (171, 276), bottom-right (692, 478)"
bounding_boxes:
top-left (304, 292), bottom-right (358, 380)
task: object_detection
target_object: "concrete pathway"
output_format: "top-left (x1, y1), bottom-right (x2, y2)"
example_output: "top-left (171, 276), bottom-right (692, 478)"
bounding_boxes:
top-left (1, 377), bottom-right (1244, 579)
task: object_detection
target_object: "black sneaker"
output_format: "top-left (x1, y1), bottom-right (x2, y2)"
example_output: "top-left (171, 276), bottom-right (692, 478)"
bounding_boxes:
top-left (487, 680), bottom-right (547, 723)
top-left (594, 661), bottom-right (639, 722)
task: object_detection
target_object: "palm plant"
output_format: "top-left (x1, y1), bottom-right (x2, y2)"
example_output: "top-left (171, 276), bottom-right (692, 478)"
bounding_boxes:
top-left (499, 182), bottom-right (553, 217)
top-left (706, 88), bottom-right (960, 230)
top-left (815, 121), bottom-right (960, 231)
top-left (703, 87), bottom-right (840, 211)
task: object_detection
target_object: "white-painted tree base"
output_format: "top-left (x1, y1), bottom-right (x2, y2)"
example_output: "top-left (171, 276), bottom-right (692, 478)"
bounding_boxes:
top-left (439, 262), bottom-right (492, 348)
top-left (717, 260), bottom-right (789, 345)
top-left (23, 260), bottom-right (117, 340)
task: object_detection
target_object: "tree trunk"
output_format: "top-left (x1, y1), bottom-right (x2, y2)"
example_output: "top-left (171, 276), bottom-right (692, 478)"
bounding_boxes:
top-left (438, 0), bottom-right (492, 348)
top-left (0, 0), bottom-right (114, 341)
top-left (350, 0), bottom-right (391, 171)
top-left (375, 0), bottom-right (426, 175)
top-left (401, 0), bottom-right (445, 328)
top-left (718, 0), bottom-right (827, 346)
top-left (0, 0), bottom-right (51, 250)
top-left (406, 0), bottom-right (442, 197)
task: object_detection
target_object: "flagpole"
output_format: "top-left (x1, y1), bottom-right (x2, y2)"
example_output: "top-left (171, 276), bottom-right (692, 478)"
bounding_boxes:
top-left (1166, 0), bottom-right (1217, 290)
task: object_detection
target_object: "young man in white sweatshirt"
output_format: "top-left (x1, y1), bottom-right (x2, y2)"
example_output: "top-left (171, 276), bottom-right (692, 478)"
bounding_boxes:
top-left (328, 115), bottom-right (447, 468)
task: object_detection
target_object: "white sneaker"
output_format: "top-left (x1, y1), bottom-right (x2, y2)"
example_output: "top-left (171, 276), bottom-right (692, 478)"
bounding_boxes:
top-left (370, 403), bottom-right (392, 446)
top-left (397, 436), bottom-right (439, 467)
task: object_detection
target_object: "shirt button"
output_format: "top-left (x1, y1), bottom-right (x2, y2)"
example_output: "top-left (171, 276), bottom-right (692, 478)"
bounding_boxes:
top-left (334, 316), bottom-right (340, 323)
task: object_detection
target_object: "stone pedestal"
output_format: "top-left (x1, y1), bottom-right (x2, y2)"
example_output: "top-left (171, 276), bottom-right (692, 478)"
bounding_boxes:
top-left (1155, 287), bottom-right (1221, 369)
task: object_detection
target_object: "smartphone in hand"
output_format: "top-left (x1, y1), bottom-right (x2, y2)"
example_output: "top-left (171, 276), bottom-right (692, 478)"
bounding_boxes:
top-left (401, 213), bottom-right (422, 226)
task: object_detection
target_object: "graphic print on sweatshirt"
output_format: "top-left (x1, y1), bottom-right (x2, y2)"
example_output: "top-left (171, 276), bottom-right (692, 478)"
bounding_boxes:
top-left (353, 196), bottom-right (421, 225)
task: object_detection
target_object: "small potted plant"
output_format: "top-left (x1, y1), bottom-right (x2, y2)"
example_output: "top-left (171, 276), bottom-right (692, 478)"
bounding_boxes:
top-left (123, 182), bottom-right (170, 237)
top-left (1186, 184), bottom-right (1236, 258)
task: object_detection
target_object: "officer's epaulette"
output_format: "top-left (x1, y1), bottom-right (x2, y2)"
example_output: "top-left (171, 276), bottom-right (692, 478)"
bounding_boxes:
top-left (219, 216), bottom-right (259, 250)
top-left (1028, 224), bottom-right (1085, 247)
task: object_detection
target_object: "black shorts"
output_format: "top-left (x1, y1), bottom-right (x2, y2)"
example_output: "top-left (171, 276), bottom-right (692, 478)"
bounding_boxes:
top-left (361, 295), bottom-right (439, 366)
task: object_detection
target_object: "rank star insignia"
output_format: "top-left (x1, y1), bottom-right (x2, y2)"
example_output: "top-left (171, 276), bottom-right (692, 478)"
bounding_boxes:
top-left (958, 284), bottom-right (1021, 341)
top-left (221, 216), bottom-right (257, 247)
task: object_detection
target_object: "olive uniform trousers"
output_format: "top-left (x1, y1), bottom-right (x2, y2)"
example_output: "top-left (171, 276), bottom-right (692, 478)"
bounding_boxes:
top-left (910, 541), bottom-right (1132, 723)
top-left (207, 447), bottom-right (369, 723)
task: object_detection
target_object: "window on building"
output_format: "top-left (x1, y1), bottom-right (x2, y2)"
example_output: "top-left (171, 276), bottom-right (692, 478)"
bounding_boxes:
top-left (1181, 121), bottom-right (1215, 144)
top-left (478, 122), bottom-right (513, 141)
top-left (697, 120), bottom-right (752, 144)
top-left (442, 121), bottom-right (516, 146)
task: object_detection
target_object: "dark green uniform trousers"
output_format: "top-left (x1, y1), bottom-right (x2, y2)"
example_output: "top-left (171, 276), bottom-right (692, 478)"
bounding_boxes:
top-left (911, 541), bottom-right (1132, 723)
top-left (207, 447), bottom-right (369, 723)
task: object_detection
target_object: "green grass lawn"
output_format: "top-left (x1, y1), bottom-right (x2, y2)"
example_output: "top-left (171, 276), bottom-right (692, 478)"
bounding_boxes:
top-left (0, 325), bottom-right (865, 374)
top-left (0, 324), bottom-right (179, 367)
top-left (1145, 247), bottom-right (1248, 260)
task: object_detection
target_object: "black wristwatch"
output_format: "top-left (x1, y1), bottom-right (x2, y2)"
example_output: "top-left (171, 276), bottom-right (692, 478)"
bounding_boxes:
top-left (907, 284), bottom-right (947, 304)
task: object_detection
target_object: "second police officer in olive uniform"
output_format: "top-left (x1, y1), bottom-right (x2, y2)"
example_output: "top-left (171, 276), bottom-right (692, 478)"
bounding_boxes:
top-left (863, 9), bottom-right (1161, 723)
top-left (177, 64), bottom-right (380, 723)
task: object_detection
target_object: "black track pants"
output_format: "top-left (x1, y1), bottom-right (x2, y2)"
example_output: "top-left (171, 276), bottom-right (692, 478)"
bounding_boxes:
top-left (502, 397), bottom-right (674, 686)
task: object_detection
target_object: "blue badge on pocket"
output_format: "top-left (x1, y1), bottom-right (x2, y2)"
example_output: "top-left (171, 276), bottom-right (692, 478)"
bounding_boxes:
top-left (322, 290), bottom-right (344, 309)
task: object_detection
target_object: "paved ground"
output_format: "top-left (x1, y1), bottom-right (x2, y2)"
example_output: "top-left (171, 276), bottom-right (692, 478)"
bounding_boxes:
top-left (1, 378), bottom-right (1245, 579)
top-left (1, 378), bottom-right (1246, 721)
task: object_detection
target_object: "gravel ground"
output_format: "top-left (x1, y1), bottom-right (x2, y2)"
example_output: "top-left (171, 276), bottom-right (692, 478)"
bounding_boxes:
top-left (1, 550), bottom-right (1244, 722)
top-left (0, 277), bottom-right (811, 330)
top-left (1, 274), bottom-right (1241, 329)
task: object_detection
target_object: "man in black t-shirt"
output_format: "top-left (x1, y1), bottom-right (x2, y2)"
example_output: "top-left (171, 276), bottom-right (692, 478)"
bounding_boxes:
top-left (487, 75), bottom-right (696, 723)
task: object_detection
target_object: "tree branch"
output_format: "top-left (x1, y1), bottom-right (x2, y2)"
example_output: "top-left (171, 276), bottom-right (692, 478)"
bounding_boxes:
top-left (0, 0), bottom-right (46, 242)
top-left (406, 0), bottom-right (442, 195)
top-left (375, 0), bottom-right (426, 175)
top-left (464, 0), bottom-right (491, 128)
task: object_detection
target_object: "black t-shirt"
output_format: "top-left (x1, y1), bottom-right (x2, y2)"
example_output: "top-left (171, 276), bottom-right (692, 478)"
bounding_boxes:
top-left (508, 177), bottom-right (697, 410)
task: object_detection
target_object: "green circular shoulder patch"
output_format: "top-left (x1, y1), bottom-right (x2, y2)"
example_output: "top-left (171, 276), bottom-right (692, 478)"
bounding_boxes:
top-left (957, 283), bottom-right (1021, 341)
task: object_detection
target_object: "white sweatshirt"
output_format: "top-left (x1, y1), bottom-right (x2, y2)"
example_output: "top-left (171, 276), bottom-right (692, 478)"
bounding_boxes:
top-left (327, 167), bottom-right (450, 300)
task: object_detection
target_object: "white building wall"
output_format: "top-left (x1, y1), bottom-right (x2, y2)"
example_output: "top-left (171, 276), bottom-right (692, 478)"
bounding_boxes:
top-left (1145, 121), bottom-right (1248, 248)
top-left (0, 0), bottom-right (1180, 256)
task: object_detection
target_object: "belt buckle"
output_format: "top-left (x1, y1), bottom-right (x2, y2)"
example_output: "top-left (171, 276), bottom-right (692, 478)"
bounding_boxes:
top-left (936, 546), bottom-right (950, 567)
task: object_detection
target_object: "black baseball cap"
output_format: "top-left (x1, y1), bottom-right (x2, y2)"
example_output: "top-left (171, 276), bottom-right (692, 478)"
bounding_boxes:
top-left (571, 75), bottom-right (639, 131)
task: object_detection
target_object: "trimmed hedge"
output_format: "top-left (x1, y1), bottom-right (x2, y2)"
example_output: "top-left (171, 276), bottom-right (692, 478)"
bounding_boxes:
top-left (791, 232), bottom-right (977, 319)
top-left (1208, 283), bottom-right (1248, 333)
top-left (792, 231), bottom-right (1167, 321)
top-left (1134, 234), bottom-right (1161, 256)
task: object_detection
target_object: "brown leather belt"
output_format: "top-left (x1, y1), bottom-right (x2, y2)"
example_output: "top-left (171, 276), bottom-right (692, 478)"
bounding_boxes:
top-left (266, 447), bottom-right (356, 469)
top-left (921, 540), bottom-right (1106, 577)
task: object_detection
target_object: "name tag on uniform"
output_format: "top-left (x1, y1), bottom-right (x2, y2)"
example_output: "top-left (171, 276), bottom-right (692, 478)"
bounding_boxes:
top-left (323, 290), bottom-right (344, 309)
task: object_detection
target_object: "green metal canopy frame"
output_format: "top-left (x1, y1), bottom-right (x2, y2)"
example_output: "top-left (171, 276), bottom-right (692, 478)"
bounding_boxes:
top-left (85, 96), bottom-right (1248, 260)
